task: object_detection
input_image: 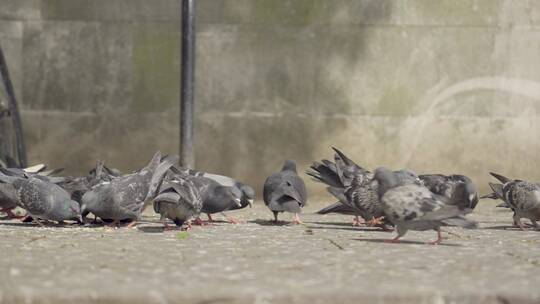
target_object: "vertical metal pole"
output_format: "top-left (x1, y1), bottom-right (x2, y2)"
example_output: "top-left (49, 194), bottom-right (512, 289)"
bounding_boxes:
top-left (180, 0), bottom-right (195, 169)
top-left (0, 43), bottom-right (27, 168)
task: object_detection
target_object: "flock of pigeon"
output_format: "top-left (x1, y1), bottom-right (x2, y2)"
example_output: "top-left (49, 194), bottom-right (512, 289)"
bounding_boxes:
top-left (0, 148), bottom-right (538, 245)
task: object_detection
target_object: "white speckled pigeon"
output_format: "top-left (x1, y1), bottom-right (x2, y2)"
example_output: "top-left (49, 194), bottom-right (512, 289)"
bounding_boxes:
top-left (81, 151), bottom-right (177, 227)
top-left (374, 167), bottom-right (477, 245)
top-left (0, 173), bottom-right (82, 224)
top-left (419, 174), bottom-right (479, 211)
top-left (153, 172), bottom-right (202, 230)
top-left (488, 172), bottom-right (540, 230)
top-left (309, 147), bottom-right (367, 226)
top-left (0, 165), bottom-right (66, 220)
top-left (344, 169), bottom-right (422, 230)
top-left (263, 160), bottom-right (307, 224)
top-left (480, 182), bottom-right (511, 208)
top-left (309, 148), bottom-right (421, 228)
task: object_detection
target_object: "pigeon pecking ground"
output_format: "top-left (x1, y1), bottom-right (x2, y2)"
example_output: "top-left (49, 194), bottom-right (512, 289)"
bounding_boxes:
top-left (0, 199), bottom-right (539, 304)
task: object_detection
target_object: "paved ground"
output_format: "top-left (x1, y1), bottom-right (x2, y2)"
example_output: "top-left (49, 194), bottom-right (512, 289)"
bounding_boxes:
top-left (0, 199), bottom-right (539, 304)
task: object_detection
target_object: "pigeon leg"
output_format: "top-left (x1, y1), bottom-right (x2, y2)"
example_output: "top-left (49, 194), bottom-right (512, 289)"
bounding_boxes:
top-left (384, 235), bottom-right (401, 243)
top-left (162, 221), bottom-right (181, 231)
top-left (273, 211), bottom-right (279, 223)
top-left (427, 228), bottom-right (443, 245)
top-left (514, 214), bottom-right (527, 231)
top-left (105, 220), bottom-right (120, 229)
top-left (366, 216), bottom-right (385, 227)
top-left (33, 218), bottom-right (45, 227)
top-left (221, 212), bottom-right (240, 224)
top-left (206, 213), bottom-right (215, 222)
top-left (291, 213), bottom-right (303, 225)
top-left (181, 221), bottom-right (192, 231)
top-left (193, 217), bottom-right (213, 226)
top-left (380, 224), bottom-right (394, 232)
top-left (126, 220), bottom-right (138, 228)
top-left (352, 216), bottom-right (363, 227)
top-left (1, 208), bottom-right (23, 219)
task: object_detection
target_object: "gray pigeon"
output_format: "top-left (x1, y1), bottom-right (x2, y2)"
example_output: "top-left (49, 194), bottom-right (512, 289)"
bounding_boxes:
top-left (489, 172), bottom-right (540, 230)
top-left (0, 165), bottom-right (65, 219)
top-left (419, 174), bottom-right (479, 210)
top-left (81, 151), bottom-right (177, 227)
top-left (0, 173), bottom-right (82, 224)
top-left (0, 181), bottom-right (21, 218)
top-left (374, 167), bottom-right (476, 244)
top-left (173, 167), bottom-right (254, 223)
top-left (59, 160), bottom-right (120, 205)
top-left (190, 175), bottom-right (244, 224)
top-left (263, 160), bottom-right (307, 224)
top-left (153, 172), bottom-right (202, 229)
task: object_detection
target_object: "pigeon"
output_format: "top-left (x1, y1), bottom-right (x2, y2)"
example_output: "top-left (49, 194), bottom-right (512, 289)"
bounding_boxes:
top-left (344, 168), bottom-right (422, 229)
top-left (309, 148), bottom-right (369, 226)
top-left (0, 165), bottom-right (65, 219)
top-left (172, 167), bottom-right (255, 223)
top-left (0, 173), bottom-right (82, 224)
top-left (373, 167), bottom-right (476, 244)
top-left (480, 183), bottom-right (509, 207)
top-left (0, 181), bottom-right (21, 218)
top-left (59, 160), bottom-right (120, 205)
top-left (153, 172), bottom-right (202, 229)
top-left (81, 151), bottom-right (177, 227)
top-left (190, 175), bottom-right (245, 224)
top-left (419, 174), bottom-right (479, 210)
top-left (263, 160), bottom-right (307, 224)
top-left (488, 172), bottom-right (540, 230)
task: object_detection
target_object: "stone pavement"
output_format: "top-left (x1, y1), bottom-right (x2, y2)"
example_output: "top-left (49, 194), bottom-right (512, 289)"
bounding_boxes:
top-left (0, 200), bottom-right (539, 304)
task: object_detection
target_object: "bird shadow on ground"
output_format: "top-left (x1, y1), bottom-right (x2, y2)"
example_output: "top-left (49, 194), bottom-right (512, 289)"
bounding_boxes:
top-left (483, 225), bottom-right (539, 232)
top-left (306, 225), bottom-right (389, 232)
top-left (482, 225), bottom-right (525, 231)
top-left (0, 221), bottom-right (83, 229)
top-left (352, 238), bottom-right (464, 247)
top-left (250, 219), bottom-right (294, 226)
top-left (305, 221), bottom-right (358, 227)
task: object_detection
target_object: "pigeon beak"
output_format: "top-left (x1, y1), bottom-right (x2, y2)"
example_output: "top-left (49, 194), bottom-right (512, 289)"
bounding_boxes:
top-left (248, 198), bottom-right (254, 208)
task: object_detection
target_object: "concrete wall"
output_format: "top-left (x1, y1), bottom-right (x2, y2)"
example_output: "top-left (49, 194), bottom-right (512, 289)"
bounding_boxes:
top-left (1, 0), bottom-right (540, 196)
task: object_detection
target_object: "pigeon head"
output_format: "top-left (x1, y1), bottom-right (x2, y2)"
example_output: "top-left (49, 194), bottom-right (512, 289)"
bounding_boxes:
top-left (229, 187), bottom-right (243, 207)
top-left (450, 181), bottom-right (478, 210)
top-left (373, 167), bottom-right (399, 197)
top-left (53, 199), bottom-right (83, 222)
top-left (80, 188), bottom-right (100, 216)
top-left (281, 160), bottom-right (297, 173)
top-left (239, 184), bottom-right (255, 207)
top-left (393, 169), bottom-right (421, 186)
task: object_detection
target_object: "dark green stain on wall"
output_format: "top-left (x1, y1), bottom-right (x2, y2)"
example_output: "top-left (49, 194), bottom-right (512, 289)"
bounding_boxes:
top-left (132, 24), bottom-right (180, 113)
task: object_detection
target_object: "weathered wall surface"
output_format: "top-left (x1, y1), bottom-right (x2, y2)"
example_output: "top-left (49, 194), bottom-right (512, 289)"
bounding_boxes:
top-left (1, 0), bottom-right (540, 196)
